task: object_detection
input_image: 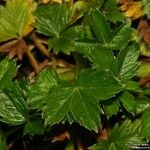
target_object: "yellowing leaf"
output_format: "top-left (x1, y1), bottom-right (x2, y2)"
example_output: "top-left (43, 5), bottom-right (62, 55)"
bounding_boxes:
top-left (120, 2), bottom-right (143, 19)
top-left (0, 0), bottom-right (36, 42)
top-left (40, 0), bottom-right (72, 4)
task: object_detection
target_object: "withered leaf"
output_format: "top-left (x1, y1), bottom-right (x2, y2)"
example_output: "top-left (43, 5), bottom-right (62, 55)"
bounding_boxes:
top-left (51, 131), bottom-right (70, 143)
top-left (120, 1), bottom-right (143, 20)
top-left (0, 39), bottom-right (27, 60)
top-left (40, 0), bottom-right (72, 4)
top-left (138, 19), bottom-right (150, 44)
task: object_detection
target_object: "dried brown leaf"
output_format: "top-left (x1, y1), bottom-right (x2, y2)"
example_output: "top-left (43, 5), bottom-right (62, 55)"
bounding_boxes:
top-left (120, 1), bottom-right (143, 19)
top-left (138, 19), bottom-right (150, 44)
top-left (8, 40), bottom-right (27, 60)
top-left (51, 131), bottom-right (70, 143)
top-left (99, 129), bottom-right (108, 140)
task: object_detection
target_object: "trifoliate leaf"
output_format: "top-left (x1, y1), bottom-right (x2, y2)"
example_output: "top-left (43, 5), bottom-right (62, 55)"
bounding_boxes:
top-left (0, 0), bottom-right (35, 42)
top-left (89, 9), bottom-right (111, 43)
top-left (117, 43), bottom-right (139, 82)
top-left (0, 58), bottom-right (17, 89)
top-left (43, 82), bottom-right (101, 131)
top-left (34, 4), bottom-right (84, 53)
top-left (28, 70), bottom-right (59, 109)
top-left (90, 120), bottom-right (143, 150)
top-left (0, 82), bottom-right (28, 125)
top-left (108, 21), bottom-right (132, 50)
top-left (42, 69), bottom-right (122, 131)
top-left (120, 92), bottom-right (136, 114)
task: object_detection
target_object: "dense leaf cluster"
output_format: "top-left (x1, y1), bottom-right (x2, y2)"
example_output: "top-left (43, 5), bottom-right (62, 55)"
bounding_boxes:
top-left (0, 0), bottom-right (150, 149)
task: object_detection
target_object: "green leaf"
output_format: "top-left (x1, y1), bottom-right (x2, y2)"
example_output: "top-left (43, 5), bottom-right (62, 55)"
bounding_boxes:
top-left (140, 42), bottom-right (150, 57)
top-left (117, 43), bottom-right (139, 82)
top-left (24, 118), bottom-right (44, 135)
top-left (120, 92), bottom-right (136, 114)
top-left (103, 99), bottom-right (119, 118)
top-left (74, 43), bottom-right (117, 75)
top-left (89, 9), bottom-right (111, 43)
top-left (0, 0), bottom-right (35, 42)
top-left (108, 21), bottom-right (132, 50)
top-left (136, 98), bottom-right (150, 114)
top-left (76, 70), bottom-right (122, 100)
top-left (65, 142), bottom-right (75, 150)
top-left (124, 81), bottom-right (142, 92)
top-left (43, 82), bottom-right (101, 131)
top-left (28, 70), bottom-right (59, 109)
top-left (49, 26), bottom-right (84, 54)
top-left (87, 0), bottom-right (104, 10)
top-left (74, 42), bottom-right (101, 55)
top-left (137, 62), bottom-right (150, 78)
top-left (34, 4), bottom-right (73, 37)
top-left (42, 69), bottom-right (122, 131)
top-left (0, 82), bottom-right (28, 125)
top-left (141, 109), bottom-right (150, 139)
top-left (103, 0), bottom-right (124, 23)
top-left (143, 88), bottom-right (150, 96)
top-left (35, 4), bottom-right (85, 53)
top-left (142, 0), bottom-right (150, 19)
top-left (90, 120), bottom-right (143, 150)
top-left (0, 58), bottom-right (17, 89)
top-left (0, 131), bottom-right (7, 150)
top-left (89, 46), bottom-right (117, 75)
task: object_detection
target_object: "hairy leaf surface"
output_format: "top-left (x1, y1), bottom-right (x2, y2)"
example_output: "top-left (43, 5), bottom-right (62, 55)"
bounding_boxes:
top-left (117, 43), bottom-right (139, 82)
top-left (42, 69), bottom-right (122, 131)
top-left (108, 21), bottom-right (132, 50)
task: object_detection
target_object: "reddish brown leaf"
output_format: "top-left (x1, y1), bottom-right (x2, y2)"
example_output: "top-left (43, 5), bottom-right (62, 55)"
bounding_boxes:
top-left (117, 0), bottom-right (133, 4)
top-left (8, 40), bottom-right (27, 60)
top-left (51, 131), bottom-right (70, 143)
top-left (138, 19), bottom-right (150, 44)
top-left (140, 77), bottom-right (150, 87)
top-left (99, 129), bottom-right (108, 140)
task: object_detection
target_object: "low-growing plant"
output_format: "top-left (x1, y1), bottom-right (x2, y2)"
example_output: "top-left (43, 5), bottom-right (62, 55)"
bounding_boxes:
top-left (0, 0), bottom-right (150, 149)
